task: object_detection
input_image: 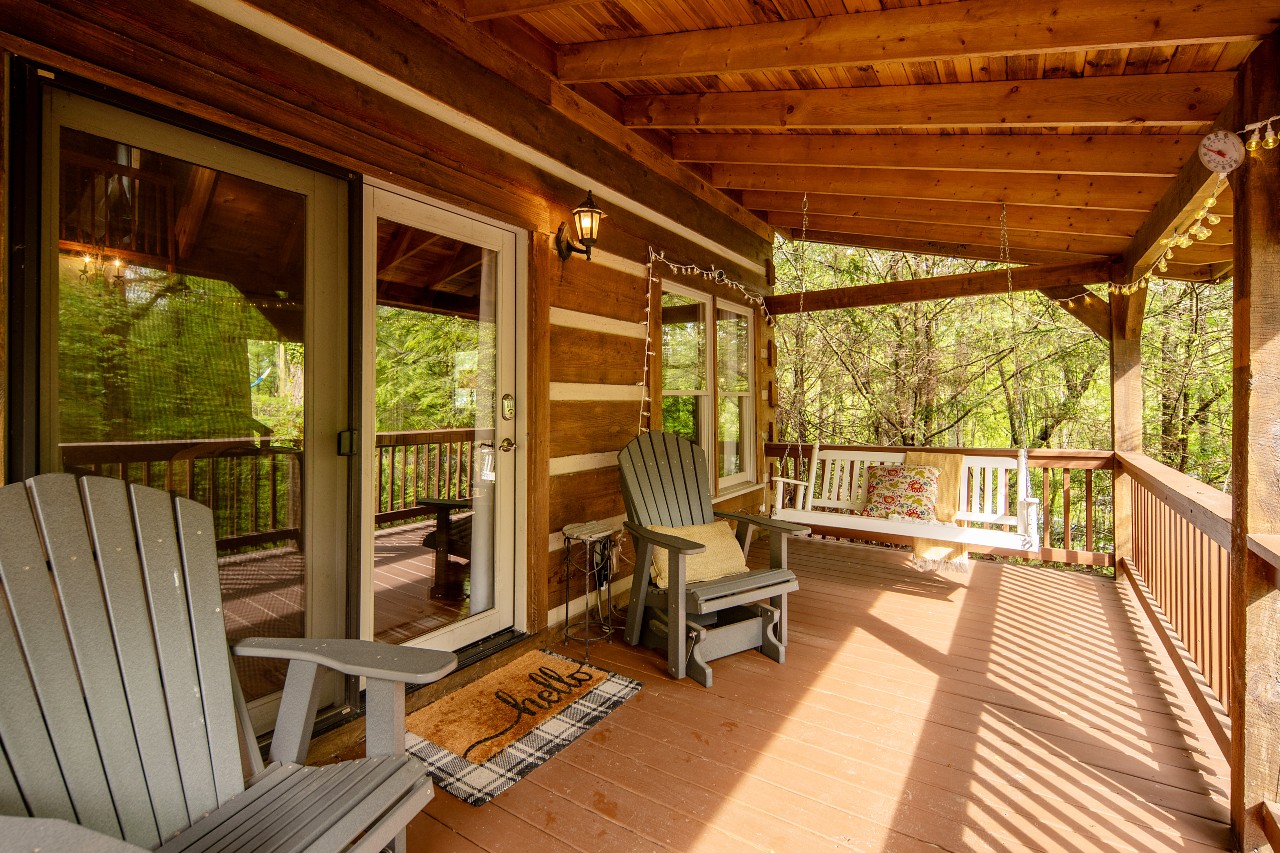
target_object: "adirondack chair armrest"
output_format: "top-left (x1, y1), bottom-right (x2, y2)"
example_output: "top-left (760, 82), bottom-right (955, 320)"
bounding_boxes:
top-left (714, 510), bottom-right (810, 536)
top-left (233, 637), bottom-right (457, 683)
top-left (623, 520), bottom-right (707, 555)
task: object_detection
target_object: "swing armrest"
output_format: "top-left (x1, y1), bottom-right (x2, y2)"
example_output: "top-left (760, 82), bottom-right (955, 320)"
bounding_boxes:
top-left (771, 477), bottom-right (809, 511)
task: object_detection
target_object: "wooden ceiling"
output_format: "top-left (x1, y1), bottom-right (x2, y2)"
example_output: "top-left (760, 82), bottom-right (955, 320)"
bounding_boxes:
top-left (456, 0), bottom-right (1280, 283)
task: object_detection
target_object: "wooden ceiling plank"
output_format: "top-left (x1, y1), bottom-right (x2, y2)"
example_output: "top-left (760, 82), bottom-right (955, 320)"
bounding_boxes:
top-left (717, 164), bottom-right (1168, 210)
top-left (742, 190), bottom-right (1149, 237)
top-left (558, 0), bottom-right (1280, 83)
top-left (764, 259), bottom-right (1112, 314)
top-left (1118, 99), bottom-right (1241, 282)
top-left (788, 228), bottom-right (1107, 266)
top-left (623, 73), bottom-right (1234, 130)
top-left (463, 0), bottom-right (596, 22)
top-left (766, 211), bottom-right (1129, 256)
top-left (673, 132), bottom-right (1192, 177)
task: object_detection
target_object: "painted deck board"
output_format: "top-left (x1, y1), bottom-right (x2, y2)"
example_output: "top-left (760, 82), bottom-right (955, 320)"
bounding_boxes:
top-left (409, 537), bottom-right (1229, 852)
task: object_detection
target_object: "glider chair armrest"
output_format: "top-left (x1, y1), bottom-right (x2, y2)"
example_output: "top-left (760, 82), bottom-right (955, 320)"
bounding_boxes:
top-left (234, 639), bottom-right (457, 764)
top-left (622, 520), bottom-right (706, 555)
top-left (715, 511), bottom-right (810, 566)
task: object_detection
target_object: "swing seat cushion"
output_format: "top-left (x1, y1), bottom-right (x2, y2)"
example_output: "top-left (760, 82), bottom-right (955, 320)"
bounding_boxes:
top-left (647, 520), bottom-right (747, 589)
top-left (860, 464), bottom-right (941, 522)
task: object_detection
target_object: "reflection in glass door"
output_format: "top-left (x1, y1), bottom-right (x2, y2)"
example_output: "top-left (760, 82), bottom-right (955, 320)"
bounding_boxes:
top-left (362, 186), bottom-right (519, 649)
top-left (43, 92), bottom-right (348, 725)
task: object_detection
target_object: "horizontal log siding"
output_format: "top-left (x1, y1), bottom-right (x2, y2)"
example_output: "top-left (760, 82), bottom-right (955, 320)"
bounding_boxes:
top-left (548, 327), bottom-right (647, 386)
top-left (550, 400), bottom-right (638, 458)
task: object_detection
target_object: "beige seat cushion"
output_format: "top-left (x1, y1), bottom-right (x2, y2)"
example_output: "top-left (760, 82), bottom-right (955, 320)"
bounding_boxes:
top-left (647, 520), bottom-right (747, 590)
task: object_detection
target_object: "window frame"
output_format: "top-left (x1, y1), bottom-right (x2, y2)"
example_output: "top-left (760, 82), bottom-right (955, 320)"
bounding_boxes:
top-left (658, 280), bottom-right (756, 493)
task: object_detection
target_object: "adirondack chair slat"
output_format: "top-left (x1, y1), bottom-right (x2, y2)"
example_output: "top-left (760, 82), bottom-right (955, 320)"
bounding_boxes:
top-left (0, 588), bottom-right (76, 823)
top-left (29, 475), bottom-right (160, 846)
top-left (0, 481), bottom-right (123, 838)
top-left (310, 760), bottom-right (432, 853)
top-left (0, 747), bottom-right (23, 817)
top-left (174, 495), bottom-right (245, 806)
top-left (252, 756), bottom-right (406, 852)
top-left (130, 483), bottom-right (221, 819)
top-left (155, 764), bottom-right (297, 852)
top-left (80, 477), bottom-right (192, 837)
top-left (649, 433), bottom-right (683, 526)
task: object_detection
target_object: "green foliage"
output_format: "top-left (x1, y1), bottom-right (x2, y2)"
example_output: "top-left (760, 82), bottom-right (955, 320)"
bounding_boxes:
top-left (374, 306), bottom-right (486, 432)
top-left (771, 240), bottom-right (1233, 487)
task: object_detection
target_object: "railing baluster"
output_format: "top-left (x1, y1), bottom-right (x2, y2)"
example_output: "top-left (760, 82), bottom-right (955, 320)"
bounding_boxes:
top-left (1042, 468), bottom-right (1052, 548)
top-left (1062, 468), bottom-right (1072, 551)
top-left (1084, 469), bottom-right (1094, 552)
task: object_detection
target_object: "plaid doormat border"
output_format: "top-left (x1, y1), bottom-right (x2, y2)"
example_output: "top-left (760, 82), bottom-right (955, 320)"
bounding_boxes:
top-left (406, 651), bottom-right (641, 806)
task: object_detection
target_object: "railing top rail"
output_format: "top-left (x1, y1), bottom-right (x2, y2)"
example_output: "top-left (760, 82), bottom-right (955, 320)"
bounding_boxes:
top-left (1115, 450), bottom-right (1232, 548)
top-left (375, 428), bottom-right (494, 447)
top-left (1248, 534), bottom-right (1280, 574)
top-left (60, 437), bottom-right (294, 464)
top-left (765, 443), bottom-right (1115, 469)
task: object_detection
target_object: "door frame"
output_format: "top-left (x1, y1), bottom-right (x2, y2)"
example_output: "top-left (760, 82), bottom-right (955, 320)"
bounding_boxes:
top-left (359, 178), bottom-right (528, 649)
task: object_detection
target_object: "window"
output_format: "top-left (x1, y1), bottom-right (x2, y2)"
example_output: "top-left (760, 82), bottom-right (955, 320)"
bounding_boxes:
top-left (717, 303), bottom-right (753, 487)
top-left (660, 282), bottom-right (754, 490)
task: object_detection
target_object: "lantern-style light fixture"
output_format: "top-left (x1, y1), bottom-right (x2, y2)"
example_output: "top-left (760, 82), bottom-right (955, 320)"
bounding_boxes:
top-left (555, 191), bottom-right (605, 261)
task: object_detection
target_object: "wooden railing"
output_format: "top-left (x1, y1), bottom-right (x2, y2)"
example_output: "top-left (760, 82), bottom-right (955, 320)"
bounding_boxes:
top-left (1115, 450), bottom-right (1232, 754)
top-left (60, 427), bottom-right (491, 548)
top-left (765, 443), bottom-right (1115, 567)
top-left (373, 428), bottom-right (493, 524)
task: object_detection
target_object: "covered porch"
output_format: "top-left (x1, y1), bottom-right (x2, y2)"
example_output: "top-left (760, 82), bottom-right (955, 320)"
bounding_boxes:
top-left (410, 533), bottom-right (1231, 852)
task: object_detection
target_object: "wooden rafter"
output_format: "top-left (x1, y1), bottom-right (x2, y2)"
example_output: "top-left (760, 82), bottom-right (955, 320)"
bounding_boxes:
top-left (558, 0), bottom-right (1278, 82)
top-left (622, 73), bottom-right (1233, 130)
top-left (791, 229), bottom-right (1106, 266)
top-left (765, 211), bottom-right (1128, 257)
top-left (1118, 100), bottom-right (1242, 282)
top-left (673, 133), bottom-right (1191, 178)
top-left (764, 260), bottom-right (1111, 315)
top-left (1039, 284), bottom-right (1113, 340)
top-left (742, 191), bottom-right (1150, 239)
top-left (716, 165), bottom-right (1166, 210)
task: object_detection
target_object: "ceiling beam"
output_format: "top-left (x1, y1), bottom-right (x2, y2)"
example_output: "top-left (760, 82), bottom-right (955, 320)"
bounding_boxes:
top-left (765, 211), bottom-right (1129, 257)
top-left (1118, 99), bottom-right (1242, 282)
top-left (622, 73), bottom-right (1233, 131)
top-left (558, 0), bottom-right (1278, 82)
top-left (673, 133), bottom-right (1192, 178)
top-left (765, 260), bottom-right (1112, 314)
top-left (742, 190), bottom-right (1151, 238)
top-left (786, 228), bottom-right (1107, 267)
top-left (715, 164), bottom-right (1167, 210)
top-left (463, 0), bottom-right (595, 22)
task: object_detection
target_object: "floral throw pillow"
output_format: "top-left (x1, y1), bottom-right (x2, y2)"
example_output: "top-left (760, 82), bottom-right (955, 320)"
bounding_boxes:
top-left (860, 464), bottom-right (941, 522)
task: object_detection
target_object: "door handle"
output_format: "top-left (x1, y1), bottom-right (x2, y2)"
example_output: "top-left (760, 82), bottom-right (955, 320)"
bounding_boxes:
top-left (498, 438), bottom-right (516, 452)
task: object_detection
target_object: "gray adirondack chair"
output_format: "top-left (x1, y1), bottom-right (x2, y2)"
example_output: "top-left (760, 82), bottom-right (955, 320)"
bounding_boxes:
top-left (0, 474), bottom-right (457, 853)
top-left (618, 432), bottom-right (808, 687)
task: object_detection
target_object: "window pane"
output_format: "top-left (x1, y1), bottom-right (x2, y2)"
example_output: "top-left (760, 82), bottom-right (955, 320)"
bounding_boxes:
top-left (718, 396), bottom-right (746, 478)
top-left (56, 127), bottom-right (307, 702)
top-left (716, 308), bottom-right (750, 393)
top-left (662, 395), bottom-right (701, 444)
top-left (661, 292), bottom-right (705, 391)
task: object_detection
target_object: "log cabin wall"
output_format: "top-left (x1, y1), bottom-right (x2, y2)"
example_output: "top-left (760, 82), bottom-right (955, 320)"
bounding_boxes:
top-left (0, 0), bottom-right (775, 633)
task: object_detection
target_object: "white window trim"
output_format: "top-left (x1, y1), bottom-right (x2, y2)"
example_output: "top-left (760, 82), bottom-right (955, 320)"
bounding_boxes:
top-left (716, 300), bottom-right (755, 490)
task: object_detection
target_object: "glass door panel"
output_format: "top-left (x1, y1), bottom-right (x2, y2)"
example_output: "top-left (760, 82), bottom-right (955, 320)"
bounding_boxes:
top-left (363, 186), bottom-right (517, 649)
top-left (44, 92), bottom-right (347, 720)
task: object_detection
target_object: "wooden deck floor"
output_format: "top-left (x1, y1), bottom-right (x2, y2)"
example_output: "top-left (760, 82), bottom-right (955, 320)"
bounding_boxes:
top-left (407, 537), bottom-right (1230, 852)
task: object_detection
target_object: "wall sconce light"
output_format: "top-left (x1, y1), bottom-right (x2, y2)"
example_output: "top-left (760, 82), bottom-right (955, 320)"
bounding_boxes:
top-left (555, 191), bottom-right (604, 260)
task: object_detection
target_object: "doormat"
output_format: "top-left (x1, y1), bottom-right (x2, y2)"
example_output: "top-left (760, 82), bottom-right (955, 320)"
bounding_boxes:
top-left (405, 649), bottom-right (641, 806)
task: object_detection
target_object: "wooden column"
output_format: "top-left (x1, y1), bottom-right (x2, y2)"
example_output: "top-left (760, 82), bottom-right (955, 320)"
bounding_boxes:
top-left (1109, 288), bottom-right (1146, 563)
top-left (1230, 32), bottom-right (1280, 851)
top-left (526, 235), bottom-right (552, 633)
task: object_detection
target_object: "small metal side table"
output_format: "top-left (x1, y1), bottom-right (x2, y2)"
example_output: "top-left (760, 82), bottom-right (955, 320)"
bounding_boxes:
top-left (562, 519), bottom-right (621, 659)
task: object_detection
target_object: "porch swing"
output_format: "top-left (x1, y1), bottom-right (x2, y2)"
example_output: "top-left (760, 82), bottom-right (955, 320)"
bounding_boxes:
top-left (770, 201), bottom-right (1043, 555)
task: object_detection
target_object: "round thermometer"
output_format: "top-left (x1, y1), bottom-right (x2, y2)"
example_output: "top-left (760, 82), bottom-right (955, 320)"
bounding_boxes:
top-left (1198, 130), bottom-right (1245, 174)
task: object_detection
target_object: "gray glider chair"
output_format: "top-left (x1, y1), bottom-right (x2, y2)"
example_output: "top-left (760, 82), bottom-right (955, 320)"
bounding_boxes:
top-left (0, 474), bottom-right (457, 853)
top-left (618, 431), bottom-right (809, 687)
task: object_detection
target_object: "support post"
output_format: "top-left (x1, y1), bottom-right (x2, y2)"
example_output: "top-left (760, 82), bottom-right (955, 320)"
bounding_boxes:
top-left (1109, 288), bottom-right (1146, 564)
top-left (1230, 32), bottom-right (1280, 852)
